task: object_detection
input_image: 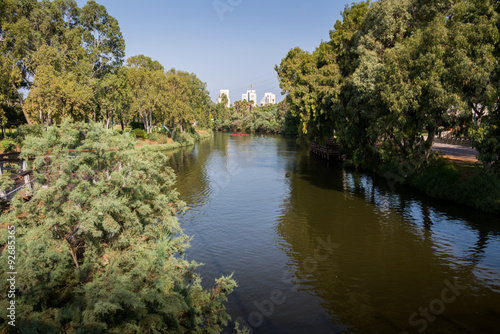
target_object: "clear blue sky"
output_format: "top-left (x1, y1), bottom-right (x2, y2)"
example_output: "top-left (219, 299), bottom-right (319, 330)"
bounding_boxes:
top-left (75, 0), bottom-right (349, 104)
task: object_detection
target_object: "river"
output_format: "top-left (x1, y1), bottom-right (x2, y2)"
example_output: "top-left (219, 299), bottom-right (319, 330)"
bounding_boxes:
top-left (167, 132), bottom-right (500, 334)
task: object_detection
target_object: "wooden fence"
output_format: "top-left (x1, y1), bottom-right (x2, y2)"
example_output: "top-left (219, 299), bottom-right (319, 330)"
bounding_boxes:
top-left (0, 152), bottom-right (34, 200)
top-left (310, 139), bottom-right (342, 161)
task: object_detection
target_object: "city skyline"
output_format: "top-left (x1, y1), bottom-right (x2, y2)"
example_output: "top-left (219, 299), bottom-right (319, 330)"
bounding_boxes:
top-left (73, 0), bottom-right (348, 104)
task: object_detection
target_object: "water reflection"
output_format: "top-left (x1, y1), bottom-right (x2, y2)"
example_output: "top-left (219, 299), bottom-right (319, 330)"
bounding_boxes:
top-left (168, 133), bottom-right (500, 334)
top-left (275, 149), bottom-right (500, 333)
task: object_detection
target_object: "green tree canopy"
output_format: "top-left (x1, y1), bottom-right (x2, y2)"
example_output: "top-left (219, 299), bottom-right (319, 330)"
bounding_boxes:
top-left (0, 121), bottom-right (237, 333)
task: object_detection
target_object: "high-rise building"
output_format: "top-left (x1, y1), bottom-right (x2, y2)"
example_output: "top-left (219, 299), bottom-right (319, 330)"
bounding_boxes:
top-left (260, 92), bottom-right (276, 106)
top-left (218, 89), bottom-right (230, 108)
top-left (242, 90), bottom-right (257, 106)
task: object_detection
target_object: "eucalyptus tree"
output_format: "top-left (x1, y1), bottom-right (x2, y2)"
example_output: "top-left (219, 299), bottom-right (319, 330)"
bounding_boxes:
top-left (24, 40), bottom-right (94, 124)
top-left (127, 55), bottom-right (166, 133)
top-left (96, 67), bottom-right (131, 129)
top-left (163, 69), bottom-right (193, 133)
top-left (0, 0), bottom-right (37, 124)
top-left (1, 0), bottom-right (124, 124)
top-left (81, 0), bottom-right (125, 122)
top-left (175, 70), bottom-right (211, 128)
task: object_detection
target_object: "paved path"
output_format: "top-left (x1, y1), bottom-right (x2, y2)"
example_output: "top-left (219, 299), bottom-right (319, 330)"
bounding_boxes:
top-left (431, 142), bottom-right (479, 162)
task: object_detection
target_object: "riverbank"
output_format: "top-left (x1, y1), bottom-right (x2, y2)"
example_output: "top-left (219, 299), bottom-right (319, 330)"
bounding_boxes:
top-left (372, 155), bottom-right (500, 214)
top-left (137, 129), bottom-right (213, 152)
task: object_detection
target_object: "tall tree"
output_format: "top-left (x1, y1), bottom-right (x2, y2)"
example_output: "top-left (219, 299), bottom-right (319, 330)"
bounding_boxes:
top-left (96, 67), bottom-right (131, 129)
top-left (81, 0), bottom-right (125, 122)
top-left (127, 55), bottom-right (165, 133)
top-left (80, 0), bottom-right (124, 79)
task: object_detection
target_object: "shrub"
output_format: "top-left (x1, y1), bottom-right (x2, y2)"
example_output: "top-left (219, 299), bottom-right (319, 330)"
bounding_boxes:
top-left (129, 121), bottom-right (145, 130)
top-left (0, 121), bottom-right (237, 333)
top-left (0, 139), bottom-right (17, 152)
top-left (147, 132), bottom-right (160, 142)
top-left (133, 128), bottom-right (147, 139)
top-left (408, 157), bottom-right (500, 213)
top-left (410, 158), bottom-right (461, 198)
top-left (16, 124), bottom-right (45, 145)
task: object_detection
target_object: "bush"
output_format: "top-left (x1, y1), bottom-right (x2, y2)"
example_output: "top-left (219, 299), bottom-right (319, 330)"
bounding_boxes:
top-left (0, 121), bottom-right (237, 333)
top-left (0, 139), bottom-right (17, 152)
top-left (15, 124), bottom-right (45, 145)
top-left (133, 128), bottom-right (147, 139)
top-left (129, 121), bottom-right (145, 130)
top-left (147, 132), bottom-right (160, 142)
top-left (410, 158), bottom-right (461, 198)
top-left (408, 157), bottom-right (500, 213)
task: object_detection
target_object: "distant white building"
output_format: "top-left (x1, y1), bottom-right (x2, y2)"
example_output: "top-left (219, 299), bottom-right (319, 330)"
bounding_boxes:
top-left (242, 90), bottom-right (257, 106)
top-left (218, 89), bottom-right (230, 108)
top-left (260, 92), bottom-right (276, 106)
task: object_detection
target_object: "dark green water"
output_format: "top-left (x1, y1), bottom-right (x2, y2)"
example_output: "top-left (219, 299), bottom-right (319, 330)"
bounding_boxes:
top-left (167, 132), bottom-right (500, 334)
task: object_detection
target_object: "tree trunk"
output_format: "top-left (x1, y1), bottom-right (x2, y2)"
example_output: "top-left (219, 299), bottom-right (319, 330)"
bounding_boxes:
top-left (105, 109), bottom-right (110, 129)
top-left (47, 107), bottom-right (52, 126)
top-left (150, 111), bottom-right (153, 133)
top-left (424, 126), bottom-right (436, 159)
top-left (18, 94), bottom-right (32, 125)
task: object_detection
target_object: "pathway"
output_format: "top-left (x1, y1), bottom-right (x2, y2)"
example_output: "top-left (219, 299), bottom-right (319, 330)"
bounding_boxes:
top-left (431, 142), bottom-right (479, 162)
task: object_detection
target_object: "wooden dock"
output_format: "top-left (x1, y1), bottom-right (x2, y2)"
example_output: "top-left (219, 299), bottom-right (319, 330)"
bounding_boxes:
top-left (310, 139), bottom-right (342, 161)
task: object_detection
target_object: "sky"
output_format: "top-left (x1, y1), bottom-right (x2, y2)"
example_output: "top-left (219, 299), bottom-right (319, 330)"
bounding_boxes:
top-left (75, 0), bottom-right (349, 104)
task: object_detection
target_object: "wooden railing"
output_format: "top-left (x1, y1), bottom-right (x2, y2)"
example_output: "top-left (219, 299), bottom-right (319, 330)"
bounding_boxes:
top-left (0, 152), bottom-right (34, 200)
top-left (310, 139), bottom-right (342, 161)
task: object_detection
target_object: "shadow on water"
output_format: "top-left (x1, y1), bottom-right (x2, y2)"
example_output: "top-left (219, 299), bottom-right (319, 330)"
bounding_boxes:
top-left (169, 133), bottom-right (500, 334)
top-left (275, 147), bottom-right (500, 333)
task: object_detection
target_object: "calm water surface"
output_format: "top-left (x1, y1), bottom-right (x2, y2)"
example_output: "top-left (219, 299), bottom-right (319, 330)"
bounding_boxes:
top-left (167, 133), bottom-right (500, 334)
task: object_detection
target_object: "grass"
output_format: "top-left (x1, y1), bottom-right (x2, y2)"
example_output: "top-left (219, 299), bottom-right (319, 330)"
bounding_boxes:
top-left (444, 158), bottom-right (481, 179)
top-left (137, 129), bottom-right (212, 153)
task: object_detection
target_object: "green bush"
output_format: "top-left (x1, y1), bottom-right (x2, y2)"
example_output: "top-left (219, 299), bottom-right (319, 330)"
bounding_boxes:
top-left (15, 124), bottom-right (45, 145)
top-left (407, 157), bottom-right (500, 213)
top-left (129, 121), bottom-right (145, 130)
top-left (133, 128), bottom-right (147, 139)
top-left (410, 158), bottom-right (461, 198)
top-left (0, 121), bottom-right (237, 333)
top-left (147, 132), bottom-right (160, 141)
top-left (453, 171), bottom-right (500, 213)
top-left (1, 139), bottom-right (17, 152)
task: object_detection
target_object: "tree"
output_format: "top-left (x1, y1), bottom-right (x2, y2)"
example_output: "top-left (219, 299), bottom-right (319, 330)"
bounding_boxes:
top-left (173, 70), bottom-right (211, 129)
top-left (127, 55), bottom-right (165, 133)
top-left (329, 1), bottom-right (370, 76)
top-left (80, 0), bottom-right (125, 79)
top-left (96, 67), bottom-right (131, 129)
top-left (81, 0), bottom-right (125, 122)
top-left (24, 44), bottom-right (93, 124)
top-left (0, 121), bottom-right (237, 333)
top-left (276, 42), bottom-right (341, 142)
top-left (0, 0), bottom-right (37, 124)
top-left (163, 69), bottom-right (194, 133)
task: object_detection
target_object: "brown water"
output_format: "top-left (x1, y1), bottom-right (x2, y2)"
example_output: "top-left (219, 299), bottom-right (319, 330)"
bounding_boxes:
top-left (167, 132), bottom-right (500, 334)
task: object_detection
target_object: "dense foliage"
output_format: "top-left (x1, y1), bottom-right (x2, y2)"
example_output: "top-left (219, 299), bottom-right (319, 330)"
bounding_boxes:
top-left (0, 0), bottom-right (212, 132)
top-left (0, 122), bottom-right (236, 333)
top-left (276, 0), bottom-right (500, 173)
top-left (213, 100), bottom-right (299, 135)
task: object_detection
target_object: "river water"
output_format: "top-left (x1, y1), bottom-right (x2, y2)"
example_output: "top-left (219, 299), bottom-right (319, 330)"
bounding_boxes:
top-left (167, 132), bottom-right (500, 334)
